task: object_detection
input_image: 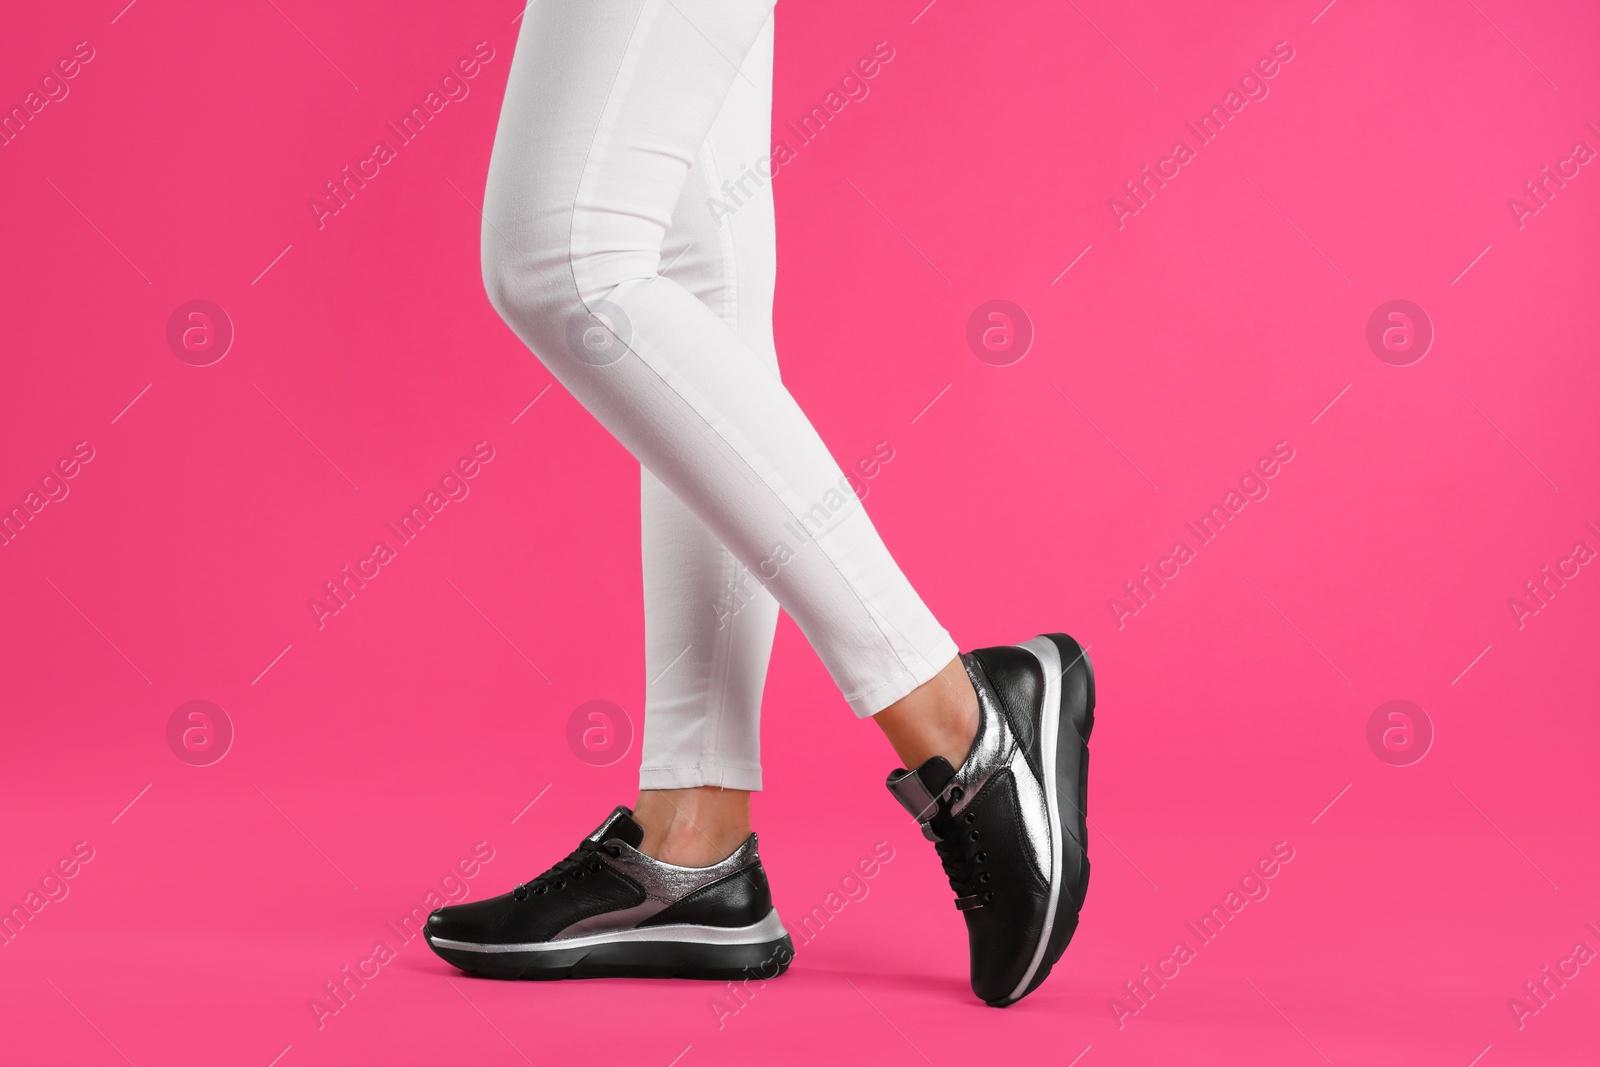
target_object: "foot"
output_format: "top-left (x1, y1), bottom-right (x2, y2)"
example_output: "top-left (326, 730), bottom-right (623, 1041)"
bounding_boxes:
top-left (424, 806), bottom-right (794, 981)
top-left (886, 633), bottom-right (1095, 1007)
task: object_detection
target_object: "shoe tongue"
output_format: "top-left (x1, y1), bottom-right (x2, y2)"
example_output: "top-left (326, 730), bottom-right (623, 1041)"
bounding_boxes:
top-left (586, 805), bottom-right (645, 848)
top-left (917, 756), bottom-right (958, 794)
top-left (885, 757), bottom-right (957, 822)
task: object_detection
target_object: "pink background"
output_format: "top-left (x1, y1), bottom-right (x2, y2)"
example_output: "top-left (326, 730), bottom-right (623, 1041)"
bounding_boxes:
top-left (3, 0), bottom-right (1598, 1064)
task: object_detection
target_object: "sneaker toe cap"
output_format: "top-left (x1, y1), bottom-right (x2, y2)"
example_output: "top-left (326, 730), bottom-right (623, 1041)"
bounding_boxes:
top-left (424, 896), bottom-right (508, 942)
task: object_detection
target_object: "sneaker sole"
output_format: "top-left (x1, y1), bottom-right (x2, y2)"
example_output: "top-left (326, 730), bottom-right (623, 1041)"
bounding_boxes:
top-left (424, 908), bottom-right (794, 981)
top-left (991, 632), bottom-right (1094, 1007)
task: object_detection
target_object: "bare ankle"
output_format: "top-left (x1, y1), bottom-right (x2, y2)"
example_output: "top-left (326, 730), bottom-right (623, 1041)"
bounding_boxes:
top-left (872, 656), bottom-right (980, 771)
top-left (633, 787), bottom-right (752, 866)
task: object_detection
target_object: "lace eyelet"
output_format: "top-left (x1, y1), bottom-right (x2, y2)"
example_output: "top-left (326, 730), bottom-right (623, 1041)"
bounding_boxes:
top-left (979, 872), bottom-right (990, 884)
top-left (983, 892), bottom-right (994, 904)
top-left (949, 787), bottom-right (964, 802)
top-left (963, 812), bottom-right (976, 824)
top-left (975, 852), bottom-right (988, 863)
top-left (968, 830), bottom-right (981, 842)
top-left (574, 871), bottom-right (584, 880)
top-left (535, 886), bottom-right (547, 895)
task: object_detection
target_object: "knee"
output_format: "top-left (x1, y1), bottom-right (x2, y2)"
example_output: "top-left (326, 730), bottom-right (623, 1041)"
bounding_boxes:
top-left (481, 223), bottom-right (657, 371)
top-left (482, 220), bottom-right (662, 372)
top-left (480, 227), bottom-right (574, 355)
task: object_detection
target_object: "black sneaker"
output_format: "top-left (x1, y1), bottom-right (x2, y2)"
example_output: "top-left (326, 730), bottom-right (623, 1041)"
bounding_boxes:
top-left (424, 806), bottom-right (794, 981)
top-left (886, 633), bottom-right (1095, 1007)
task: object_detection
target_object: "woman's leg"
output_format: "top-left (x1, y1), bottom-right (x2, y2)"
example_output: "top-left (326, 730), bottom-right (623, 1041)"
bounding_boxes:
top-left (635, 13), bottom-right (778, 863)
top-left (442, 1), bottom-right (1092, 1003)
top-left (482, 0), bottom-right (960, 718)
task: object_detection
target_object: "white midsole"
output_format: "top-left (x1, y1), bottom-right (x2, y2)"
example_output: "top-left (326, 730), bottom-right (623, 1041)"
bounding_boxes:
top-left (1010, 636), bottom-right (1066, 1001)
top-left (428, 908), bottom-right (788, 954)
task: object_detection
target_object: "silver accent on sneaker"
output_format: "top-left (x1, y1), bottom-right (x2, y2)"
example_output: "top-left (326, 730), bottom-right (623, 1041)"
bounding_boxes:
top-left (601, 833), bottom-right (761, 903)
top-left (888, 660), bottom-right (1046, 875)
top-left (546, 829), bottom-right (763, 941)
top-left (1008, 635), bottom-right (1065, 1002)
top-left (947, 662), bottom-right (1016, 816)
top-left (1007, 747), bottom-right (1051, 881)
top-left (553, 899), bottom-right (668, 940)
top-left (952, 666), bottom-right (1051, 881)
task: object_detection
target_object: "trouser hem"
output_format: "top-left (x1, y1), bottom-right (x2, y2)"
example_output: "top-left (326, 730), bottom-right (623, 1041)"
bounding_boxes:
top-left (639, 763), bottom-right (764, 791)
top-left (848, 631), bottom-right (960, 718)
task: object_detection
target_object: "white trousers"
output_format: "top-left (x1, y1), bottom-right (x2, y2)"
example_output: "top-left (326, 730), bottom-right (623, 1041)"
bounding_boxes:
top-left (482, 0), bottom-right (956, 790)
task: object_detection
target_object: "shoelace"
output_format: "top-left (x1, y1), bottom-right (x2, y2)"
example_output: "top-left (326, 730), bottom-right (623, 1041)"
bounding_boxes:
top-left (927, 786), bottom-right (993, 911)
top-left (511, 839), bottom-right (623, 901)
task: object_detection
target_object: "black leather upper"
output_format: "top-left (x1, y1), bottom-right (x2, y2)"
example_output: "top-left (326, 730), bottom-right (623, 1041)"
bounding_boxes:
top-left (641, 864), bottom-right (773, 928)
top-left (425, 863), bottom-right (646, 945)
